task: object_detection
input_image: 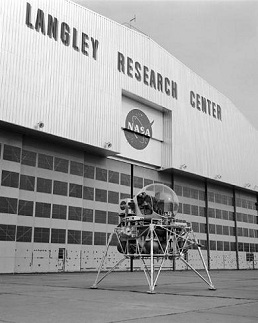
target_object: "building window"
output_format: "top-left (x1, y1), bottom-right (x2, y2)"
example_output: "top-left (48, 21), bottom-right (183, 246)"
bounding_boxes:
top-left (70, 161), bottom-right (83, 176)
top-left (222, 226), bottom-right (229, 236)
top-left (95, 189), bottom-right (107, 202)
top-left (34, 227), bottom-right (50, 243)
top-left (16, 226), bottom-right (32, 242)
top-left (96, 167), bottom-right (107, 182)
top-left (38, 153), bottom-right (53, 170)
top-left (183, 187), bottom-right (191, 198)
top-left (19, 175), bottom-right (35, 191)
top-left (82, 208), bottom-right (93, 222)
top-left (217, 241), bottom-right (223, 251)
top-left (144, 178), bottom-right (153, 186)
top-left (0, 197), bottom-right (18, 214)
top-left (216, 225), bottom-right (223, 235)
top-left (224, 241), bottom-right (230, 251)
top-left (37, 177), bottom-right (52, 194)
top-left (191, 222), bottom-right (199, 232)
top-left (53, 180), bottom-right (68, 196)
top-left (69, 183), bottom-right (82, 198)
top-left (35, 202), bottom-right (51, 218)
top-left (108, 170), bottom-right (119, 184)
top-left (52, 204), bottom-right (67, 220)
top-left (68, 206), bottom-right (82, 221)
top-left (209, 224), bottom-right (216, 234)
top-left (108, 191), bottom-right (119, 204)
top-left (200, 223), bottom-right (207, 233)
top-left (191, 205), bottom-right (198, 216)
top-left (190, 188), bottom-right (199, 199)
top-left (68, 230), bottom-right (81, 244)
top-left (120, 173), bottom-right (130, 186)
top-left (84, 164), bottom-right (95, 179)
top-left (215, 209), bottom-right (222, 219)
top-left (82, 231), bottom-right (93, 245)
top-left (183, 204), bottom-right (190, 215)
top-left (108, 212), bottom-right (119, 225)
top-left (94, 232), bottom-right (106, 245)
top-left (3, 145), bottom-right (21, 163)
top-left (18, 200), bottom-right (34, 216)
top-left (1, 170), bottom-right (19, 188)
top-left (51, 228), bottom-right (66, 244)
top-left (21, 150), bottom-right (37, 166)
top-left (209, 240), bottom-right (216, 250)
top-left (95, 210), bottom-right (106, 224)
top-left (54, 157), bottom-right (69, 173)
top-left (133, 176), bottom-right (143, 189)
top-left (0, 224), bottom-right (16, 241)
top-left (83, 186), bottom-right (94, 200)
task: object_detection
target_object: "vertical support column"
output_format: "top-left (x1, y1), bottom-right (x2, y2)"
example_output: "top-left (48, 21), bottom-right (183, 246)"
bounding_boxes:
top-left (233, 187), bottom-right (239, 270)
top-left (130, 164), bottom-right (134, 272)
top-left (171, 171), bottom-right (176, 271)
top-left (205, 179), bottom-right (211, 270)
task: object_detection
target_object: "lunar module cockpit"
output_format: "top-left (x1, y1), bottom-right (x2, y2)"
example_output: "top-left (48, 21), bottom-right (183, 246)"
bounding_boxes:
top-left (91, 184), bottom-right (215, 293)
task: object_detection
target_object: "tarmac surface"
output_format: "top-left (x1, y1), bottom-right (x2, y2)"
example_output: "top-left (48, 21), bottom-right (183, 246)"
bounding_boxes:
top-left (0, 269), bottom-right (258, 323)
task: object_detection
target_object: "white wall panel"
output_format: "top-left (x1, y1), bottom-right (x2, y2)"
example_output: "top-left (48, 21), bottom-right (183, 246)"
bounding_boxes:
top-left (0, 0), bottom-right (258, 190)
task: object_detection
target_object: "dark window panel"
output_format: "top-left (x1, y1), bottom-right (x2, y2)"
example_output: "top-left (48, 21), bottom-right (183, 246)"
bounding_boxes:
top-left (0, 224), bottom-right (16, 241)
top-left (34, 227), bottom-right (50, 243)
top-left (230, 242), bottom-right (236, 251)
top-left (242, 199), bottom-right (247, 209)
top-left (108, 170), bottom-right (119, 184)
top-left (68, 206), bottom-right (82, 221)
top-left (200, 223), bottom-right (207, 233)
top-left (3, 145), bottom-right (21, 163)
top-left (16, 226), bottom-right (32, 242)
top-left (238, 242), bottom-right (243, 252)
top-left (222, 226), bottom-right (229, 236)
top-left (35, 202), bottom-right (51, 218)
top-left (183, 204), bottom-right (190, 215)
top-left (82, 231), bottom-right (93, 245)
top-left (190, 188), bottom-right (198, 199)
top-left (209, 224), bottom-right (216, 234)
top-left (208, 208), bottom-right (215, 218)
top-left (69, 183), bottom-right (82, 198)
top-left (144, 179), bottom-right (153, 186)
top-left (108, 211), bottom-right (119, 225)
top-left (84, 164), bottom-right (95, 179)
top-left (224, 241), bottom-right (230, 251)
top-left (120, 192), bottom-right (131, 199)
top-left (228, 211), bottom-right (234, 221)
top-left (243, 228), bottom-right (248, 237)
top-left (209, 240), bottom-right (216, 250)
top-left (178, 203), bottom-right (182, 214)
top-left (68, 230), bottom-right (81, 244)
top-left (133, 176), bottom-right (143, 189)
top-left (38, 153), bottom-right (53, 170)
top-left (221, 195), bottom-right (228, 205)
top-left (108, 191), bottom-right (119, 204)
top-left (96, 167), bottom-right (107, 182)
top-left (120, 173), bottom-right (130, 186)
top-left (51, 228), bottom-right (66, 244)
top-left (191, 222), bottom-right (199, 233)
top-left (248, 214), bottom-right (254, 224)
top-left (18, 200), bottom-right (34, 216)
top-left (191, 205), bottom-right (198, 216)
top-left (37, 177), bottom-right (52, 194)
top-left (21, 150), bottom-right (36, 166)
top-left (83, 186), bottom-right (94, 200)
top-left (217, 241), bottom-right (223, 251)
top-left (70, 161), bottom-right (83, 176)
top-left (222, 210), bottom-right (229, 220)
top-left (216, 225), bottom-right (223, 235)
top-left (94, 232), bottom-right (106, 245)
top-left (227, 196), bottom-right (233, 206)
top-left (1, 170), bottom-right (19, 188)
top-left (242, 213), bottom-right (248, 223)
top-left (182, 187), bottom-right (190, 198)
top-left (0, 197), bottom-right (18, 214)
top-left (95, 189), bottom-right (107, 202)
top-left (19, 175), bottom-right (35, 191)
top-left (109, 233), bottom-right (119, 246)
top-left (200, 240), bottom-right (207, 250)
top-left (95, 210), bottom-right (106, 224)
top-left (237, 227), bottom-right (242, 236)
top-left (52, 204), bottom-right (67, 220)
top-left (215, 209), bottom-right (222, 219)
top-left (208, 191), bottom-right (215, 202)
top-left (250, 243), bottom-right (255, 252)
top-left (229, 226), bottom-right (235, 236)
top-left (53, 181), bottom-right (68, 196)
top-left (54, 157), bottom-right (69, 173)
top-left (82, 208), bottom-right (93, 222)
top-left (249, 228), bottom-right (254, 238)
top-left (244, 243), bottom-right (250, 252)
top-left (198, 190), bottom-right (205, 201)
top-left (199, 206), bottom-right (205, 217)
top-left (215, 193), bottom-right (222, 204)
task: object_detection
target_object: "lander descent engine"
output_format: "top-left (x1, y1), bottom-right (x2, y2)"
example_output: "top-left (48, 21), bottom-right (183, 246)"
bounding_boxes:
top-left (91, 184), bottom-right (216, 293)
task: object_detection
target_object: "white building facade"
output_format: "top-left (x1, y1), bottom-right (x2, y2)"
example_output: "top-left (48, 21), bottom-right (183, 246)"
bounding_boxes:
top-left (0, 0), bottom-right (257, 273)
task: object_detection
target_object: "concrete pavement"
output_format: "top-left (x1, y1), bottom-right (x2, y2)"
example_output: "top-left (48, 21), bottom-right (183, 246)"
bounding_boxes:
top-left (0, 269), bottom-right (258, 322)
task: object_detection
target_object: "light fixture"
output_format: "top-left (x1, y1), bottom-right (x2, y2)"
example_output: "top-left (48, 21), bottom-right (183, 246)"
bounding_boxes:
top-left (244, 183), bottom-right (251, 188)
top-left (35, 121), bottom-right (44, 130)
top-left (104, 142), bottom-right (112, 149)
top-left (180, 164), bottom-right (187, 170)
top-left (214, 174), bottom-right (222, 180)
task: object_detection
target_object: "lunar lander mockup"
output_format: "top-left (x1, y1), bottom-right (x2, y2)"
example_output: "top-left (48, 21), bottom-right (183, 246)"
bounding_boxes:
top-left (91, 184), bottom-right (216, 293)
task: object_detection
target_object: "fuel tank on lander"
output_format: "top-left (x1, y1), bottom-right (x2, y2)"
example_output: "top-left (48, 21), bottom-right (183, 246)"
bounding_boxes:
top-left (91, 183), bottom-right (216, 293)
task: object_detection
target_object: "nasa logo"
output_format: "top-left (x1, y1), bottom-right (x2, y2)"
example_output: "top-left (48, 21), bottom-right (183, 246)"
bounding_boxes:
top-left (124, 109), bottom-right (154, 150)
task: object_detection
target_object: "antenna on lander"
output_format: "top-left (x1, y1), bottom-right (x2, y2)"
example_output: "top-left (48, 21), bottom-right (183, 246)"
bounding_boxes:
top-left (122, 15), bottom-right (148, 36)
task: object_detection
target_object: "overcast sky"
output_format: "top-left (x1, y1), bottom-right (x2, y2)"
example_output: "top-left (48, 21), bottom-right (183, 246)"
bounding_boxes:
top-left (74, 0), bottom-right (258, 130)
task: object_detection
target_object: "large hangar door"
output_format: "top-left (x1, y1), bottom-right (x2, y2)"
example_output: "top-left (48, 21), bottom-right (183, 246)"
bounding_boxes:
top-left (120, 95), bottom-right (172, 168)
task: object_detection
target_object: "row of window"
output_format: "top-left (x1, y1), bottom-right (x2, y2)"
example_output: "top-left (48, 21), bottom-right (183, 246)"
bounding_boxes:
top-left (175, 184), bottom-right (257, 210)
top-left (199, 240), bottom-right (258, 253)
top-left (0, 144), bottom-right (153, 188)
top-left (179, 203), bottom-right (258, 224)
top-left (192, 222), bottom-right (258, 238)
top-left (0, 197), bottom-right (119, 224)
top-left (0, 224), bottom-right (117, 245)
